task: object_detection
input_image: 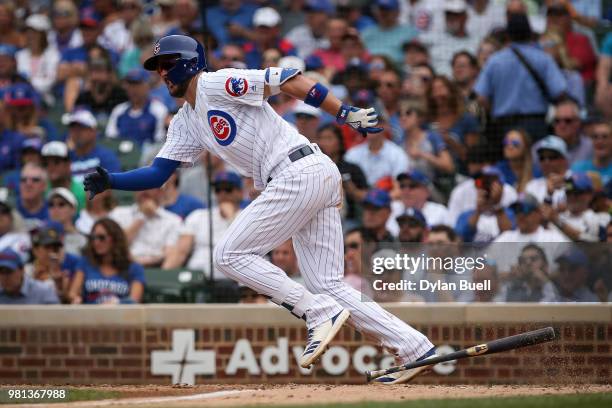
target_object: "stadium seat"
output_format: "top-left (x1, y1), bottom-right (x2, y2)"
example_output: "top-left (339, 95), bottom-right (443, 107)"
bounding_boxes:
top-left (142, 267), bottom-right (205, 303)
top-left (98, 137), bottom-right (142, 171)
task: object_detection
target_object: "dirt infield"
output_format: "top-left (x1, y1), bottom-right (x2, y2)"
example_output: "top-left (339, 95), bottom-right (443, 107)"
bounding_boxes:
top-left (3, 384), bottom-right (611, 408)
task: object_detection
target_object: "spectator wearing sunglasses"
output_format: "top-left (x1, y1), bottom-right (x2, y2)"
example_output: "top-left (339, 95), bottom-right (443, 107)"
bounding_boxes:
top-left (68, 218), bottom-right (144, 304)
top-left (526, 135), bottom-right (570, 206)
top-left (162, 172), bottom-right (243, 279)
top-left (388, 170), bottom-right (450, 238)
top-left (0, 248), bottom-right (59, 305)
top-left (47, 188), bottom-right (86, 255)
top-left (42, 141), bottom-right (86, 213)
top-left (16, 163), bottom-right (49, 231)
top-left (494, 128), bottom-right (540, 193)
top-left (572, 120), bottom-right (612, 185)
top-left (501, 244), bottom-right (556, 302)
top-left (26, 222), bottom-right (80, 302)
top-left (548, 98), bottom-right (592, 165)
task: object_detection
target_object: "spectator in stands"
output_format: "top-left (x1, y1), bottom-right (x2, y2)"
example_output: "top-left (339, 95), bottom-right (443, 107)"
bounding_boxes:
top-left (16, 163), bottom-right (48, 230)
top-left (421, 0), bottom-right (480, 77)
top-left (162, 171), bottom-right (243, 279)
top-left (336, 0), bottom-right (375, 32)
top-left (427, 76), bottom-right (480, 161)
top-left (542, 173), bottom-right (607, 242)
top-left (540, 31), bottom-right (585, 107)
top-left (474, 13), bottom-right (567, 144)
top-left (214, 44), bottom-right (246, 70)
top-left (466, 0), bottom-right (506, 41)
top-left (1, 138), bottom-right (42, 193)
top-left (105, 68), bottom-right (168, 152)
top-left (494, 193), bottom-right (568, 242)
top-left (399, 97), bottom-right (454, 179)
top-left (3, 83), bottom-right (48, 140)
top-left (388, 171), bottom-right (451, 237)
top-left (16, 15), bottom-right (59, 106)
top-left (401, 62), bottom-right (434, 99)
top-left (271, 240), bottom-right (301, 284)
top-left (239, 284), bottom-right (268, 304)
top-left (312, 18), bottom-right (349, 75)
top-left (361, 189), bottom-right (394, 243)
top-left (0, 202), bottom-right (29, 258)
top-left (526, 135), bottom-right (570, 206)
top-left (151, 0), bottom-right (179, 39)
top-left (545, 2), bottom-right (597, 85)
top-left (290, 102), bottom-right (320, 142)
top-left (455, 167), bottom-right (514, 243)
top-left (595, 32), bottom-right (612, 119)
top-left (206, 0), bottom-right (257, 47)
top-left (551, 248), bottom-right (598, 302)
top-left (159, 171), bottom-right (204, 219)
top-left (70, 48), bottom-right (127, 120)
top-left (48, 0), bottom-right (83, 54)
top-left (501, 244), bottom-right (556, 302)
top-left (0, 101), bottom-right (23, 174)
top-left (42, 141), bottom-right (86, 212)
top-left (68, 218), bottom-right (145, 304)
top-left (111, 188), bottom-right (181, 267)
top-left (315, 124), bottom-right (368, 226)
top-left (398, 0), bottom-right (440, 34)
top-left (494, 129), bottom-right (538, 193)
top-left (0, 44), bottom-right (25, 90)
top-left (175, 0), bottom-right (203, 34)
top-left (374, 69), bottom-right (403, 143)
top-left (470, 262), bottom-right (502, 302)
top-left (572, 120), bottom-right (612, 184)
top-left (396, 207), bottom-right (428, 242)
top-left (550, 98), bottom-right (592, 164)
top-left (65, 109), bottom-right (121, 182)
top-left (26, 222), bottom-right (80, 302)
top-left (362, 0), bottom-right (419, 65)
top-left (451, 51), bottom-right (479, 107)
top-left (99, 0), bottom-right (142, 56)
top-left (402, 40), bottom-right (430, 73)
top-left (448, 157), bottom-right (518, 225)
top-left (476, 35), bottom-right (501, 69)
top-left (0, 248), bottom-right (59, 304)
top-left (119, 17), bottom-right (154, 78)
top-left (47, 188), bottom-right (86, 255)
top-left (285, 0), bottom-right (333, 59)
top-left (344, 122), bottom-right (410, 188)
top-left (367, 55), bottom-right (395, 84)
top-left (0, 2), bottom-right (23, 48)
top-left (75, 191), bottom-right (116, 235)
top-left (244, 7), bottom-right (295, 69)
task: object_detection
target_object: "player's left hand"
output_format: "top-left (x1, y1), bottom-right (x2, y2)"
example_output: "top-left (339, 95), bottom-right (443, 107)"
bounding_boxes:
top-left (83, 166), bottom-right (111, 200)
top-left (336, 104), bottom-right (383, 135)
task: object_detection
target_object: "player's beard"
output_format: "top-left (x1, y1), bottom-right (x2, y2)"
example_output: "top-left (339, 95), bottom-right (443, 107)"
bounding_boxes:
top-left (166, 78), bottom-right (190, 98)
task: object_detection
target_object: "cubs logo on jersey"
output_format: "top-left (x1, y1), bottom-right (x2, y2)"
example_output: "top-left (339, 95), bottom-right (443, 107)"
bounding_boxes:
top-left (207, 110), bottom-right (237, 146)
top-left (225, 77), bottom-right (249, 97)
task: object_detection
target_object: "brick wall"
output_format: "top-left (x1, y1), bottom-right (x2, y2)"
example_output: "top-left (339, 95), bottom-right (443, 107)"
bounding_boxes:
top-left (0, 305), bottom-right (610, 385)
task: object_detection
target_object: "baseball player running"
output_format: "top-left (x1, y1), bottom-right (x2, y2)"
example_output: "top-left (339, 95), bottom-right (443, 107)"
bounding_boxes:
top-left (84, 35), bottom-right (435, 382)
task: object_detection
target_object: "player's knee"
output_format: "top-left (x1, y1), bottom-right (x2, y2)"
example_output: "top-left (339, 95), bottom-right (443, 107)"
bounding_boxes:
top-left (212, 244), bottom-right (234, 272)
top-left (305, 277), bottom-right (344, 295)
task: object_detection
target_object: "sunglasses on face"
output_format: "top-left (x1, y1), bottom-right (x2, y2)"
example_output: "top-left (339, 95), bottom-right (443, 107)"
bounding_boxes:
top-left (400, 182), bottom-right (420, 189)
top-left (91, 234), bottom-right (108, 242)
top-left (503, 138), bottom-right (522, 148)
top-left (538, 154), bottom-right (562, 162)
top-left (20, 176), bottom-right (43, 183)
top-left (157, 57), bottom-right (179, 72)
top-left (344, 242), bottom-right (360, 252)
top-left (215, 186), bottom-right (236, 194)
top-left (553, 117), bottom-right (578, 125)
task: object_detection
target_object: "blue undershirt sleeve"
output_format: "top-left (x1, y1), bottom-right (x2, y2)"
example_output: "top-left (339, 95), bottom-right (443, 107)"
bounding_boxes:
top-left (109, 157), bottom-right (181, 191)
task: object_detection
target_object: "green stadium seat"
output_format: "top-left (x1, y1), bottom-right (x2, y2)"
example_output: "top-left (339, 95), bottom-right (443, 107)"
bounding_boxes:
top-left (142, 267), bottom-right (206, 303)
top-left (98, 137), bottom-right (142, 171)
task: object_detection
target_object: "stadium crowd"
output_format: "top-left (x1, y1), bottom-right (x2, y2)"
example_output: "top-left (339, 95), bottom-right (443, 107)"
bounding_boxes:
top-left (0, 0), bottom-right (611, 305)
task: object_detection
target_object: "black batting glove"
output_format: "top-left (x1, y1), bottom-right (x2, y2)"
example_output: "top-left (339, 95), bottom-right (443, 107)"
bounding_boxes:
top-left (83, 166), bottom-right (111, 200)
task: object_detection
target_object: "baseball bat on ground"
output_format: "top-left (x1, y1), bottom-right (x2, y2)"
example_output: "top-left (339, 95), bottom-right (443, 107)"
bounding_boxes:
top-left (365, 326), bottom-right (556, 382)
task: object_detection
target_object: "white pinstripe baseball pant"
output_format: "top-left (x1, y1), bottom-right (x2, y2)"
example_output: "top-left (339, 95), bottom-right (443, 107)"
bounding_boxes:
top-left (213, 146), bottom-right (433, 362)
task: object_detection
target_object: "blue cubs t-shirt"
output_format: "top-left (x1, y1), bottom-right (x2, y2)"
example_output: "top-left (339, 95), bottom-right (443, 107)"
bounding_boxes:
top-left (78, 257), bottom-right (145, 304)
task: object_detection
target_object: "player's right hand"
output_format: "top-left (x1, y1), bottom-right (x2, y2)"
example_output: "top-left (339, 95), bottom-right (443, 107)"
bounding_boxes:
top-left (336, 104), bottom-right (383, 135)
top-left (83, 166), bottom-right (111, 200)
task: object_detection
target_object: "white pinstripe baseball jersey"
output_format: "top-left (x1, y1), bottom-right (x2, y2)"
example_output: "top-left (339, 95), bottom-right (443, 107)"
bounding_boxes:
top-left (156, 68), bottom-right (310, 190)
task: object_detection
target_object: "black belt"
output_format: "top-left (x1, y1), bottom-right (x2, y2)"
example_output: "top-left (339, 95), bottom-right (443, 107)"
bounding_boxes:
top-left (268, 145), bottom-right (314, 183)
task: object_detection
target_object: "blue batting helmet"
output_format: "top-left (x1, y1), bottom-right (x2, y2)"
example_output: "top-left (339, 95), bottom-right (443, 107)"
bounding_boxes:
top-left (143, 35), bottom-right (207, 85)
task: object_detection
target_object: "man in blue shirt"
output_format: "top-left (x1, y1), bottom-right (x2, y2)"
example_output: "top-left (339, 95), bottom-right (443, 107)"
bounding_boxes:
top-left (66, 109), bottom-right (121, 182)
top-left (474, 13), bottom-right (567, 149)
top-left (206, 0), bottom-right (258, 47)
top-left (160, 170), bottom-right (205, 219)
top-left (0, 248), bottom-right (59, 304)
top-left (105, 68), bottom-right (168, 148)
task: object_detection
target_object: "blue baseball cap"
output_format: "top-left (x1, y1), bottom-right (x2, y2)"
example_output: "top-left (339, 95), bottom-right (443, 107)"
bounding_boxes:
top-left (397, 169), bottom-right (430, 186)
top-left (565, 173), bottom-right (593, 193)
top-left (509, 193), bottom-right (539, 215)
top-left (351, 89), bottom-right (375, 107)
top-left (124, 68), bottom-right (151, 83)
top-left (396, 207), bottom-right (427, 226)
top-left (536, 135), bottom-right (568, 160)
top-left (481, 165), bottom-right (506, 184)
top-left (304, 55), bottom-right (324, 71)
top-left (0, 248), bottom-right (23, 271)
top-left (214, 171), bottom-right (242, 189)
top-left (304, 0), bottom-right (335, 14)
top-left (376, 0), bottom-right (400, 10)
top-left (363, 188), bottom-right (391, 208)
top-left (31, 221), bottom-right (64, 246)
top-left (4, 83), bottom-right (38, 107)
top-left (0, 44), bottom-right (17, 57)
top-left (21, 137), bottom-right (43, 152)
top-left (556, 248), bottom-right (588, 266)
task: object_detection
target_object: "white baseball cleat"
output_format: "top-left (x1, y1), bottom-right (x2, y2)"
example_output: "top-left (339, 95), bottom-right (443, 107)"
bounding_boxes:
top-left (299, 309), bottom-right (350, 368)
top-left (374, 347), bottom-right (438, 385)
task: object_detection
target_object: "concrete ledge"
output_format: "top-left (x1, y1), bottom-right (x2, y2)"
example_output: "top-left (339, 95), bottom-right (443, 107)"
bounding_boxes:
top-left (0, 303), bottom-right (609, 327)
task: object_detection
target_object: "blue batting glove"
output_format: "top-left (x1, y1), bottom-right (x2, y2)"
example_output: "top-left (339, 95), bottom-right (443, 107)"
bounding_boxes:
top-left (336, 104), bottom-right (384, 135)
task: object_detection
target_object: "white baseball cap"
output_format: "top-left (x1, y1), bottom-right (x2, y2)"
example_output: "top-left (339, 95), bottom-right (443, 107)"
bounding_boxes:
top-left (293, 101), bottom-right (321, 118)
top-left (47, 187), bottom-right (77, 208)
top-left (62, 109), bottom-right (97, 129)
top-left (253, 7), bottom-right (281, 27)
top-left (25, 14), bottom-right (51, 32)
top-left (42, 141), bottom-right (69, 158)
top-left (444, 0), bottom-right (468, 13)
